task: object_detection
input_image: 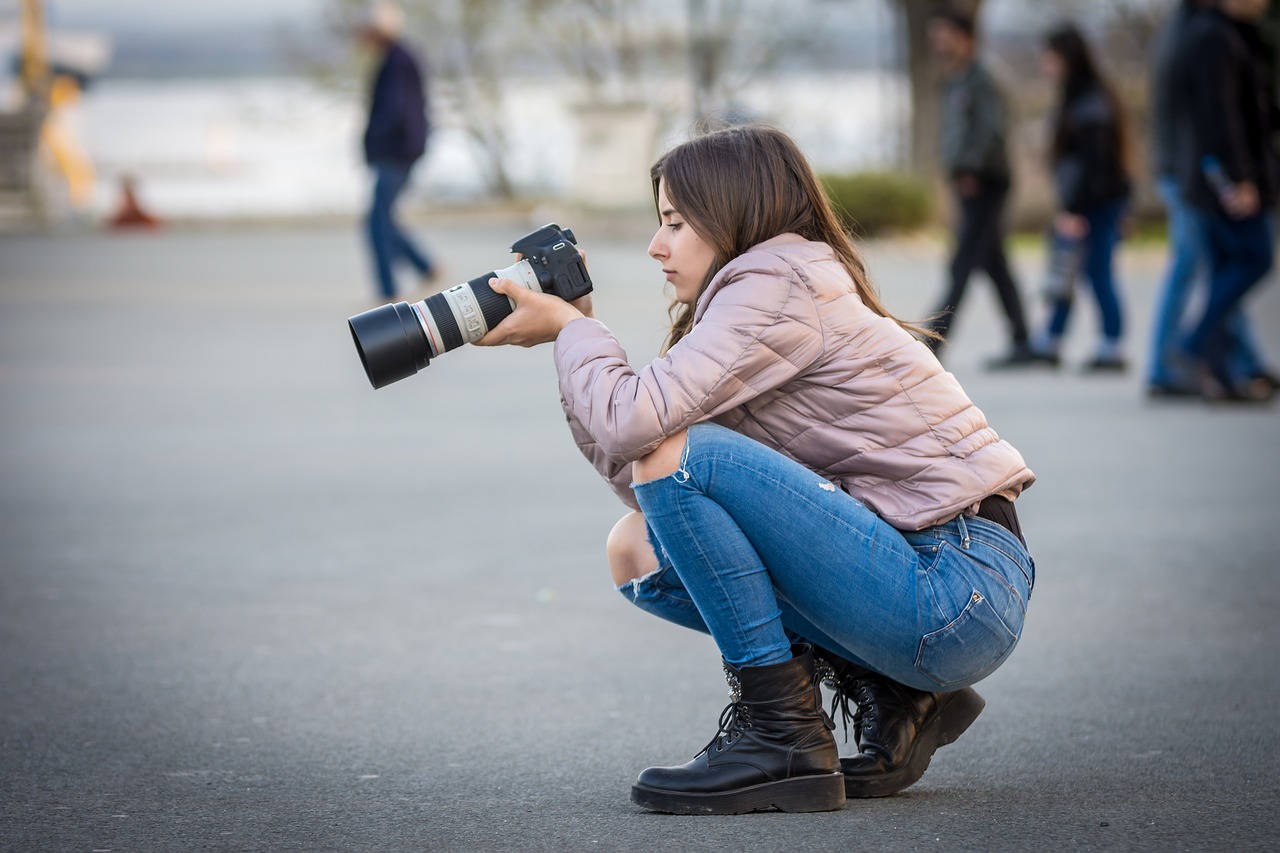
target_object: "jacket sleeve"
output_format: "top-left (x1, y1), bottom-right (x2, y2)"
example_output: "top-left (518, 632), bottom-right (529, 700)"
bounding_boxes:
top-left (1193, 27), bottom-right (1255, 185)
top-left (1149, 16), bottom-right (1181, 176)
top-left (1057, 125), bottom-right (1111, 214)
top-left (363, 61), bottom-right (396, 157)
top-left (1056, 94), bottom-right (1119, 214)
top-left (552, 258), bottom-right (825, 493)
top-left (364, 50), bottom-right (424, 162)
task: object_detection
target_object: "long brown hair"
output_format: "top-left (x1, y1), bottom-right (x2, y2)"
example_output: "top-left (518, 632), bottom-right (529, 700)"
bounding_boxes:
top-left (650, 124), bottom-right (921, 351)
top-left (1045, 23), bottom-right (1134, 178)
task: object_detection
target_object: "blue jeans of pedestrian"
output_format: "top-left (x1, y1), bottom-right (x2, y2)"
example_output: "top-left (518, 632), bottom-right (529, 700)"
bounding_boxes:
top-left (1043, 199), bottom-right (1126, 348)
top-left (1149, 176), bottom-right (1264, 387)
top-left (625, 424), bottom-right (1034, 692)
top-left (367, 160), bottom-right (433, 299)
top-left (1183, 208), bottom-right (1272, 385)
top-left (1148, 176), bottom-right (1204, 386)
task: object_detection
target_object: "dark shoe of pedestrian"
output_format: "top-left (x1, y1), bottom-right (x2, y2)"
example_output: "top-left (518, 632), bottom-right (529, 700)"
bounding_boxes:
top-left (1214, 376), bottom-right (1277, 404)
top-left (835, 672), bottom-right (986, 798)
top-left (1247, 369), bottom-right (1280, 392)
top-left (630, 645), bottom-right (845, 815)
top-left (1081, 355), bottom-right (1128, 374)
top-left (1187, 360), bottom-right (1274, 404)
top-left (1026, 349), bottom-right (1062, 368)
top-left (1239, 375), bottom-right (1278, 402)
top-left (984, 344), bottom-right (1038, 371)
top-left (417, 264), bottom-right (448, 297)
top-left (1145, 380), bottom-right (1201, 400)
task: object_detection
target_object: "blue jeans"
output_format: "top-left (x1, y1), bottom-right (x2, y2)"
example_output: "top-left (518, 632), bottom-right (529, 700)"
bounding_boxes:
top-left (1183, 207), bottom-right (1272, 385)
top-left (1149, 176), bottom-right (1264, 387)
top-left (367, 160), bottom-right (434, 299)
top-left (1042, 199), bottom-right (1126, 348)
top-left (1148, 176), bottom-right (1204, 386)
top-left (626, 424), bottom-right (1034, 692)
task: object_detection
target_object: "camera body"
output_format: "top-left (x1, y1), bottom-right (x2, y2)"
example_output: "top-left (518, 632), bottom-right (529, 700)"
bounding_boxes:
top-left (348, 223), bottom-right (592, 389)
top-left (511, 224), bottom-right (591, 303)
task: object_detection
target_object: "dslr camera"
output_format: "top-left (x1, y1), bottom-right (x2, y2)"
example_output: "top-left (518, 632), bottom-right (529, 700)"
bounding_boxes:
top-left (348, 224), bottom-right (592, 389)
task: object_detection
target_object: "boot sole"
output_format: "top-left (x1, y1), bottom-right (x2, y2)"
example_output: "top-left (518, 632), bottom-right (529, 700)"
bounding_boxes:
top-left (631, 772), bottom-right (846, 815)
top-left (842, 687), bottom-right (986, 798)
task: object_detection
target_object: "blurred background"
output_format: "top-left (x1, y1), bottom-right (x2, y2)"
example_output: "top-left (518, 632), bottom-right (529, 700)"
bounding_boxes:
top-left (3, 3), bottom-right (1280, 849)
top-left (0, 0), bottom-right (1216, 230)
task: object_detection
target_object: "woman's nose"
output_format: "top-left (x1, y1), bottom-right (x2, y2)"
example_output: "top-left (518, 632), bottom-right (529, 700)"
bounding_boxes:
top-left (648, 230), bottom-right (666, 260)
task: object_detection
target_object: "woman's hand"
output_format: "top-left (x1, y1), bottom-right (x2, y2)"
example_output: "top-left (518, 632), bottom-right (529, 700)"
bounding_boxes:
top-left (475, 277), bottom-right (585, 348)
top-left (1054, 212), bottom-right (1089, 240)
top-left (1223, 181), bottom-right (1260, 219)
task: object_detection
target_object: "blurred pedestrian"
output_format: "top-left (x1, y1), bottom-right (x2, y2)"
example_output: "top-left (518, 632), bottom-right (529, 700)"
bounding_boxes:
top-left (1027, 24), bottom-right (1133, 372)
top-left (1171, 0), bottom-right (1278, 401)
top-left (477, 124), bottom-right (1035, 813)
top-left (1147, 0), bottom-right (1272, 398)
top-left (924, 8), bottom-right (1033, 368)
top-left (356, 2), bottom-right (438, 301)
top-left (106, 174), bottom-right (162, 230)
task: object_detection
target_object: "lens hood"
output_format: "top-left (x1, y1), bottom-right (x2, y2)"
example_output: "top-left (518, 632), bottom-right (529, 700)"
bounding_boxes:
top-left (348, 302), bottom-right (431, 389)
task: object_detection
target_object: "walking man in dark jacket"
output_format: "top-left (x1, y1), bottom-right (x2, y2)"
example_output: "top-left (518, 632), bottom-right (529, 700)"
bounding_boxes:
top-left (1173, 0), bottom-right (1277, 400)
top-left (1148, 0), bottom-right (1272, 397)
top-left (357, 2), bottom-right (436, 300)
top-left (925, 8), bottom-right (1032, 368)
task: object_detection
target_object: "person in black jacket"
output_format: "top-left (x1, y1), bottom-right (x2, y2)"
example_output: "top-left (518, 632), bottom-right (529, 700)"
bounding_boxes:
top-left (1173, 0), bottom-right (1277, 401)
top-left (1028, 24), bottom-right (1133, 372)
top-left (357, 2), bottom-right (436, 300)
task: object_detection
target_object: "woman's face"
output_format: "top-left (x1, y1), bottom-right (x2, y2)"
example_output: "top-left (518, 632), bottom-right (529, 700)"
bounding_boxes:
top-left (649, 180), bottom-right (717, 305)
top-left (1041, 48), bottom-right (1064, 83)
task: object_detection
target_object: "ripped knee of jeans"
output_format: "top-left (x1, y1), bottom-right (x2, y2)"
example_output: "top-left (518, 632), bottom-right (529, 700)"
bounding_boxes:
top-left (617, 563), bottom-right (666, 601)
top-left (613, 562), bottom-right (711, 635)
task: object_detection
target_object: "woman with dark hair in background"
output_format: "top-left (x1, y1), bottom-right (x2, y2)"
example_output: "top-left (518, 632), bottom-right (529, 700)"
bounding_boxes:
top-left (477, 125), bottom-right (1036, 814)
top-left (1029, 24), bottom-right (1134, 371)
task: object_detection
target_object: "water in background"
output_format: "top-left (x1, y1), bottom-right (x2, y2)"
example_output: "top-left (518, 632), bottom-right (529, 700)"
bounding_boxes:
top-left (76, 73), bottom-right (907, 219)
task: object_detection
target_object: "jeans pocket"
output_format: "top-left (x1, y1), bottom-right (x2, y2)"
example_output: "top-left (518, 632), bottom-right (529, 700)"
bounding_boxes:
top-left (910, 538), bottom-right (949, 573)
top-left (915, 590), bottom-right (1019, 690)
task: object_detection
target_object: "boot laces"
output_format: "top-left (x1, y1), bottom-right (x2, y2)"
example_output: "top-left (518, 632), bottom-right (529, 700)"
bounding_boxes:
top-left (699, 664), bottom-right (751, 755)
top-left (700, 699), bottom-right (753, 756)
top-left (822, 669), bottom-right (868, 744)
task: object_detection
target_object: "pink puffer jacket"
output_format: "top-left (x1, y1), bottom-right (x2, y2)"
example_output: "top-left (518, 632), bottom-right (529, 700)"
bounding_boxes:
top-left (553, 233), bottom-right (1034, 531)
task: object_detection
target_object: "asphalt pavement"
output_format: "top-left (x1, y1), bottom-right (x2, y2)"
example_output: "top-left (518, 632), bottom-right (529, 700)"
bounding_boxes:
top-left (1, 218), bottom-right (1277, 852)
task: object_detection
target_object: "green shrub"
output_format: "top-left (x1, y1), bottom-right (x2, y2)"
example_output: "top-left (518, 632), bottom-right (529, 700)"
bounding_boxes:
top-left (820, 171), bottom-right (933, 237)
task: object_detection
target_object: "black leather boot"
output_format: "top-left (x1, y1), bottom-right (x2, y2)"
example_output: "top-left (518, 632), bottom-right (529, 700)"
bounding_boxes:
top-left (832, 670), bottom-right (985, 798)
top-left (630, 645), bottom-right (845, 815)
top-left (813, 647), bottom-right (985, 798)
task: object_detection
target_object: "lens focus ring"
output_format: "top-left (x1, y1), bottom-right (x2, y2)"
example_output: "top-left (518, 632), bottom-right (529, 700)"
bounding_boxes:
top-left (471, 277), bottom-right (516, 332)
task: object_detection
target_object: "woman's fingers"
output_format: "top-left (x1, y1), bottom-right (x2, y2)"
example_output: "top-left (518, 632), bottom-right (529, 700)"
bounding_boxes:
top-left (476, 278), bottom-right (582, 348)
top-left (476, 278), bottom-right (520, 346)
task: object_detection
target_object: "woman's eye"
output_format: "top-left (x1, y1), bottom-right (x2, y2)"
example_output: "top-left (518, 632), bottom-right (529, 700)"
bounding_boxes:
top-left (669, 222), bottom-right (683, 231)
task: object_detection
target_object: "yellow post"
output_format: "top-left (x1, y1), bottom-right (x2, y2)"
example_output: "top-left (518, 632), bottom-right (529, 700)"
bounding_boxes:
top-left (20, 0), bottom-right (50, 105)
